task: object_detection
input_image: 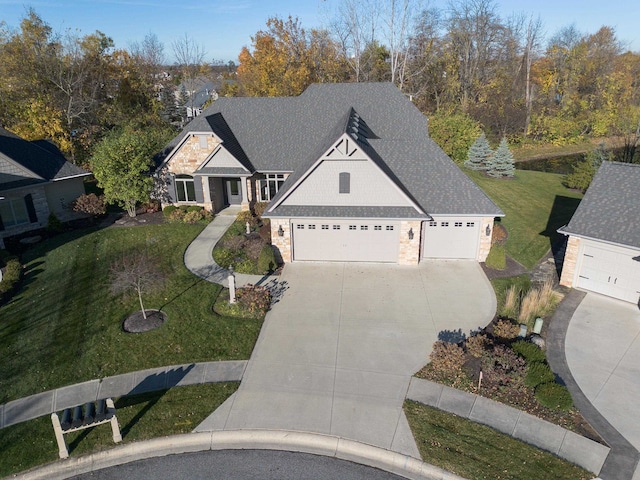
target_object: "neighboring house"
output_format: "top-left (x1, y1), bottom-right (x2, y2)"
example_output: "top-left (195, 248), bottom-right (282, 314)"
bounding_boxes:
top-left (176, 77), bottom-right (218, 120)
top-left (0, 127), bottom-right (90, 248)
top-left (559, 161), bottom-right (640, 304)
top-left (155, 83), bottom-right (503, 265)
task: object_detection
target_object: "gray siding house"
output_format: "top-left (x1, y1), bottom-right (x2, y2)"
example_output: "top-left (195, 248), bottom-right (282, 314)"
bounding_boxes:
top-left (155, 83), bottom-right (503, 265)
top-left (0, 127), bottom-right (90, 248)
top-left (559, 161), bottom-right (640, 304)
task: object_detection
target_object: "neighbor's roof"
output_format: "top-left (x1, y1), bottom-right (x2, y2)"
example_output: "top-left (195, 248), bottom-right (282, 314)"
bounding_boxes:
top-left (559, 161), bottom-right (640, 249)
top-left (156, 83), bottom-right (503, 218)
top-left (0, 127), bottom-right (88, 190)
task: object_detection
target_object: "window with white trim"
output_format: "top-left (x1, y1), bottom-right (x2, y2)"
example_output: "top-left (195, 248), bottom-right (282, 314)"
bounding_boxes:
top-left (339, 172), bottom-right (350, 194)
top-left (466, 222), bottom-right (475, 227)
top-left (374, 225), bottom-right (382, 231)
top-left (333, 225), bottom-right (341, 230)
top-left (360, 225), bottom-right (368, 231)
top-left (441, 222), bottom-right (449, 227)
top-left (349, 225), bottom-right (356, 230)
top-left (454, 222), bottom-right (463, 227)
top-left (308, 225), bottom-right (316, 229)
top-left (175, 175), bottom-right (196, 202)
top-left (429, 221), bottom-right (437, 227)
top-left (258, 174), bottom-right (286, 202)
top-left (297, 224), bottom-right (305, 229)
top-left (386, 225), bottom-right (394, 231)
top-left (322, 225), bottom-right (329, 230)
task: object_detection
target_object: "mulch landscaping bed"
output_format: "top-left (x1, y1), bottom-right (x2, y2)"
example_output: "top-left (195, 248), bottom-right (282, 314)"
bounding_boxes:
top-left (122, 310), bottom-right (167, 333)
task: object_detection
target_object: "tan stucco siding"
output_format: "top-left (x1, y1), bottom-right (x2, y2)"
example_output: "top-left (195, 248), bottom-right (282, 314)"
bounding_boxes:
top-left (281, 160), bottom-right (411, 207)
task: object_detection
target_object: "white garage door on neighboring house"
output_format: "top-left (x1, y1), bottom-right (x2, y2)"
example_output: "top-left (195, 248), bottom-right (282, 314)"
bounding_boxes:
top-left (422, 217), bottom-right (480, 259)
top-left (291, 219), bottom-right (400, 262)
top-left (576, 242), bottom-right (640, 304)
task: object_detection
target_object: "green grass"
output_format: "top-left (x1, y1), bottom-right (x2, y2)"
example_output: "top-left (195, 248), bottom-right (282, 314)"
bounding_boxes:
top-left (467, 170), bottom-right (583, 268)
top-left (0, 382), bottom-right (238, 477)
top-left (485, 244), bottom-right (506, 270)
top-left (0, 224), bottom-right (263, 403)
top-left (404, 401), bottom-right (593, 480)
top-left (491, 275), bottom-right (532, 315)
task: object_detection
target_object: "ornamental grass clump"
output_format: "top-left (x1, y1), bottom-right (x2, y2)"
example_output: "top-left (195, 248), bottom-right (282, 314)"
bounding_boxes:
top-left (501, 285), bottom-right (520, 319)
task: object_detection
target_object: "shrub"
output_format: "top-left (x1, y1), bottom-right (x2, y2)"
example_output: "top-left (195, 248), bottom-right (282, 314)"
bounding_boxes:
top-left (226, 220), bottom-right (246, 237)
top-left (222, 235), bottom-right (246, 251)
top-left (491, 223), bottom-right (508, 245)
top-left (183, 209), bottom-right (204, 224)
top-left (482, 345), bottom-right (526, 386)
top-left (535, 382), bottom-right (573, 410)
top-left (235, 257), bottom-right (257, 274)
top-left (0, 259), bottom-right (22, 295)
top-left (73, 193), bottom-right (106, 216)
top-left (493, 318), bottom-right (520, 340)
top-left (237, 210), bottom-right (258, 228)
top-left (525, 362), bottom-right (556, 388)
top-left (429, 341), bottom-right (466, 380)
top-left (168, 209), bottom-right (186, 222)
top-left (253, 202), bottom-right (269, 218)
top-left (47, 213), bottom-right (63, 232)
top-left (257, 245), bottom-right (277, 274)
top-left (465, 333), bottom-right (489, 358)
top-left (162, 205), bottom-right (177, 217)
top-left (186, 205), bottom-right (203, 213)
top-left (237, 284), bottom-right (271, 315)
top-left (213, 247), bottom-right (241, 269)
top-left (512, 340), bottom-right (546, 363)
top-left (501, 285), bottom-right (520, 319)
top-left (485, 244), bottom-right (506, 270)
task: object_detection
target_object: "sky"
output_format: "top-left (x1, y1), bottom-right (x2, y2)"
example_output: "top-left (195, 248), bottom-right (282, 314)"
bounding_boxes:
top-left (1, 0), bottom-right (639, 63)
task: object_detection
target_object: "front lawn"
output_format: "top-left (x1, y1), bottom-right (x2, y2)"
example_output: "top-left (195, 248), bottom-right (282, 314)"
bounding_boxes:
top-left (404, 401), bottom-right (593, 480)
top-left (0, 224), bottom-right (263, 403)
top-left (467, 169), bottom-right (583, 269)
top-left (0, 382), bottom-right (238, 477)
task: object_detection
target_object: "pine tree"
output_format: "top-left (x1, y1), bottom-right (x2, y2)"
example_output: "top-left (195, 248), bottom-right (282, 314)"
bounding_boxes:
top-left (487, 137), bottom-right (515, 178)
top-left (464, 133), bottom-right (492, 171)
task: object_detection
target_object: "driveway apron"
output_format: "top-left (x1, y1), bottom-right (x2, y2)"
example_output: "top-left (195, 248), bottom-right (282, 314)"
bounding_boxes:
top-left (198, 261), bottom-right (496, 457)
top-left (565, 293), bottom-right (640, 478)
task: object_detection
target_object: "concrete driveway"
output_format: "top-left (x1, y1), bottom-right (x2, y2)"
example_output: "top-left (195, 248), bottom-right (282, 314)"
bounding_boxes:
top-left (198, 261), bottom-right (496, 457)
top-left (565, 292), bottom-right (640, 477)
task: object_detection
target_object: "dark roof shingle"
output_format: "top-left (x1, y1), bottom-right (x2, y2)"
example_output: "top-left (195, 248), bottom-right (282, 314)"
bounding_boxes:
top-left (559, 161), bottom-right (640, 249)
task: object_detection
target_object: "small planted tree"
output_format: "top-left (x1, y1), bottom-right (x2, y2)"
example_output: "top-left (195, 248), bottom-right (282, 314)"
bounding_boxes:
top-left (110, 251), bottom-right (165, 320)
top-left (464, 133), bottom-right (492, 171)
top-left (487, 137), bottom-right (515, 178)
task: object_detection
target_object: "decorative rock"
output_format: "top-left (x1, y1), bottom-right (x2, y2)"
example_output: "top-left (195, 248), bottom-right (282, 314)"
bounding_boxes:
top-left (530, 333), bottom-right (546, 350)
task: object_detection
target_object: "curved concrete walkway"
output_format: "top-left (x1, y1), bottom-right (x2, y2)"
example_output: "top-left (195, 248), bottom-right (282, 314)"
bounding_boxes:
top-left (183, 208), bottom-right (278, 288)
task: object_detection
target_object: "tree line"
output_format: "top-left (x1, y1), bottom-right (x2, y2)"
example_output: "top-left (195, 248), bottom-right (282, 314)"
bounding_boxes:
top-left (1, 2), bottom-right (639, 169)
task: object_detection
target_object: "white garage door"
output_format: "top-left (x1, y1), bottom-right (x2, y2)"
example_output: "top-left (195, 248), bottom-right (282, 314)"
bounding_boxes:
top-left (422, 218), bottom-right (480, 259)
top-left (291, 219), bottom-right (399, 262)
top-left (577, 243), bottom-right (640, 304)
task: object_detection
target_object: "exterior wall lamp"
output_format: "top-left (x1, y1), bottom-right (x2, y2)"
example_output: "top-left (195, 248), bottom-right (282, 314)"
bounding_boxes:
top-left (408, 228), bottom-right (414, 240)
top-left (278, 225), bottom-right (284, 237)
top-left (486, 224), bottom-right (491, 237)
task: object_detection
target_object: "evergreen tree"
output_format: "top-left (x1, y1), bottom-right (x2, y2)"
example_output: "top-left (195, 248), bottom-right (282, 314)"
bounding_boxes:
top-left (487, 137), bottom-right (515, 178)
top-left (464, 133), bottom-right (492, 171)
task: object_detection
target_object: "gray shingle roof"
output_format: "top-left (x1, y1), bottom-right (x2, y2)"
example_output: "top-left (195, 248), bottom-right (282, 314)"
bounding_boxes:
top-left (156, 83), bottom-right (503, 218)
top-left (0, 127), bottom-right (88, 190)
top-left (268, 205), bottom-right (430, 219)
top-left (559, 161), bottom-right (640, 249)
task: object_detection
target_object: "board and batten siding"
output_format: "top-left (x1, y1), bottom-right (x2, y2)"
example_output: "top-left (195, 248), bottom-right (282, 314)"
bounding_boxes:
top-left (281, 159), bottom-right (411, 207)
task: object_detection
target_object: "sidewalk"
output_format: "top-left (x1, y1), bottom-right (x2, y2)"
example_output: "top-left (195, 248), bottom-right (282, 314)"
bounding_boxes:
top-left (0, 361), bottom-right (246, 429)
top-left (183, 207), bottom-right (279, 288)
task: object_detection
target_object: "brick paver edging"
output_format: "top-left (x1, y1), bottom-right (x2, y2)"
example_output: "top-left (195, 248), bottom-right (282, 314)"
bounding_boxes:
top-left (0, 361), bottom-right (247, 430)
top-left (407, 377), bottom-right (609, 475)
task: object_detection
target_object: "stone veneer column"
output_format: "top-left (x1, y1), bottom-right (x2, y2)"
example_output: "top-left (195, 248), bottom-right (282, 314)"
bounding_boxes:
top-left (398, 221), bottom-right (421, 265)
top-left (559, 236), bottom-right (581, 287)
top-left (201, 177), bottom-right (214, 212)
top-left (478, 217), bottom-right (495, 262)
top-left (270, 219), bottom-right (291, 263)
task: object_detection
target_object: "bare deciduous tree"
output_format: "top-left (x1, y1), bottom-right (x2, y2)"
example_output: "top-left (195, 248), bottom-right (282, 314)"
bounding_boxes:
top-left (172, 34), bottom-right (207, 118)
top-left (109, 251), bottom-right (165, 319)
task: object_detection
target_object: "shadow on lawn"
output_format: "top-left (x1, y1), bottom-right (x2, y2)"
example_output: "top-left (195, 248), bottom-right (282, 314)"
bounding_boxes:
top-left (540, 195), bottom-right (581, 269)
top-left (67, 364), bottom-right (195, 452)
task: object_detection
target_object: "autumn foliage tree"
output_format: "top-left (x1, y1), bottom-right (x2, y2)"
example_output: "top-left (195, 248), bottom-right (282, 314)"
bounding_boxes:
top-left (237, 16), bottom-right (349, 97)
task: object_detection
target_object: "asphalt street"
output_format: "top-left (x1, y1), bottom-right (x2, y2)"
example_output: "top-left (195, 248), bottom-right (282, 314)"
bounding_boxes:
top-left (69, 449), bottom-right (407, 480)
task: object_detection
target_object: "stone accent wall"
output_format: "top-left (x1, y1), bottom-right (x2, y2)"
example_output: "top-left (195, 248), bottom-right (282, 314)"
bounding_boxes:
top-left (398, 221), bottom-right (421, 265)
top-left (167, 134), bottom-right (220, 175)
top-left (478, 217), bottom-right (495, 262)
top-left (270, 219), bottom-right (291, 263)
top-left (559, 236), bottom-right (581, 287)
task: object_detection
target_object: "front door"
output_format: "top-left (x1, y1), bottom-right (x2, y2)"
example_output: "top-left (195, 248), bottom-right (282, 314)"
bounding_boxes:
top-left (225, 179), bottom-right (242, 205)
